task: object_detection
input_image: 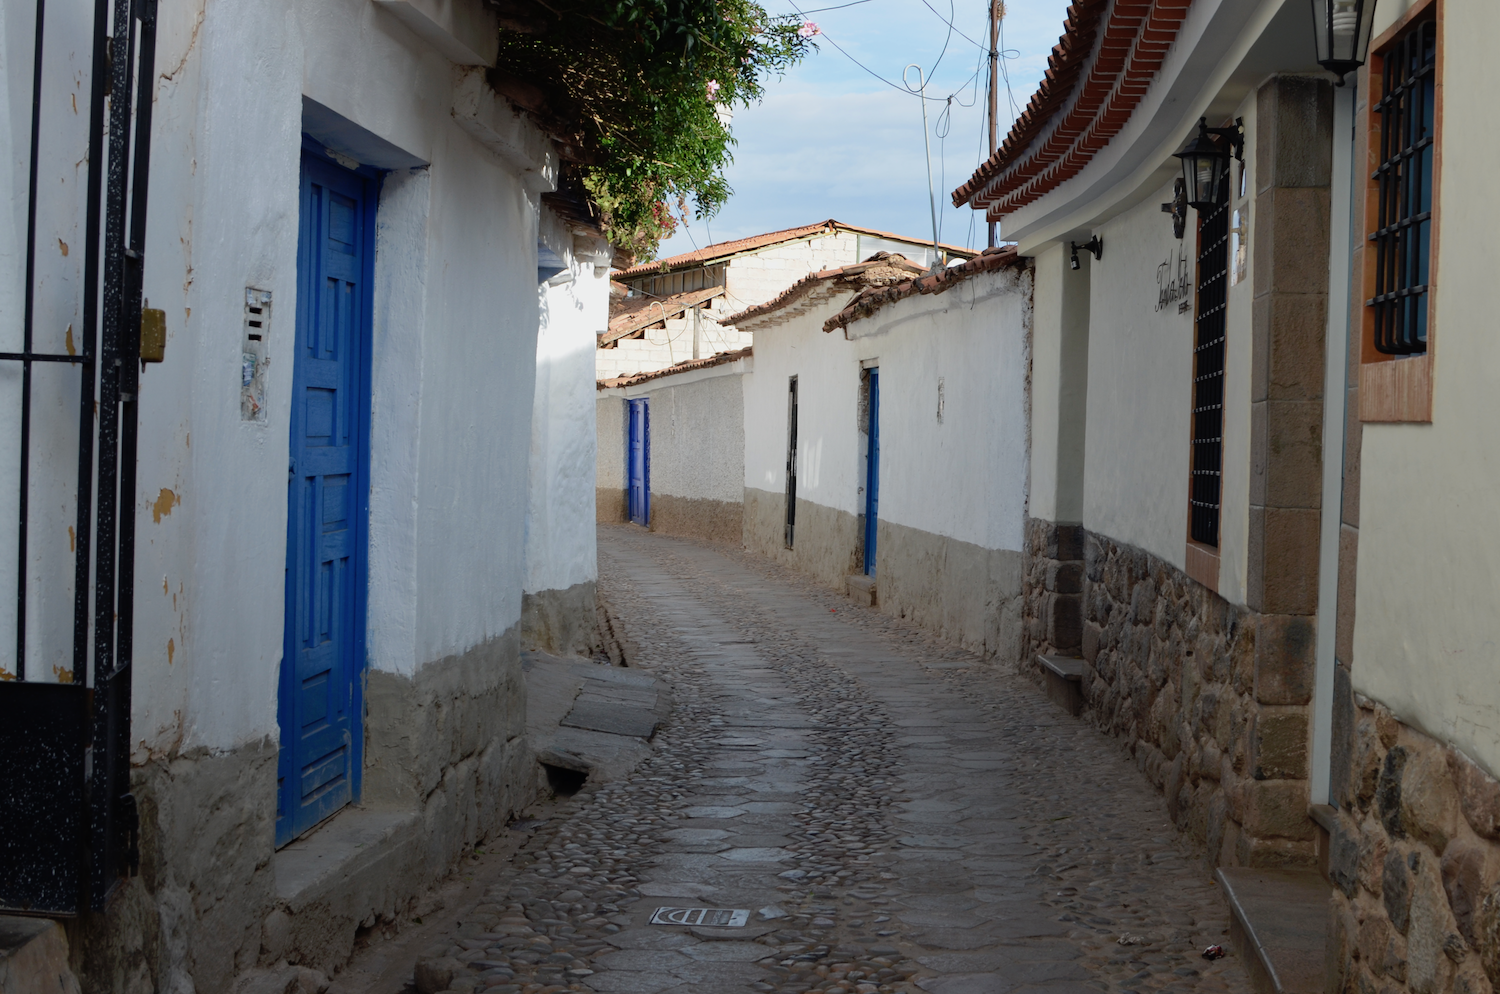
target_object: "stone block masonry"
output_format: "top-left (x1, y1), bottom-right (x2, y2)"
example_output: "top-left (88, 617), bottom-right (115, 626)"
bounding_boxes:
top-left (1021, 521), bottom-right (1319, 871)
top-left (1323, 692), bottom-right (1500, 994)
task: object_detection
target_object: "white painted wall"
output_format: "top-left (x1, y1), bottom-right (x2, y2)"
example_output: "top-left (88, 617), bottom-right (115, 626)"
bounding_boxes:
top-left (624, 362), bottom-right (747, 505)
top-left (743, 265), bottom-right (1030, 553)
top-left (1352, 0), bottom-right (1500, 777)
top-left (525, 211), bottom-right (607, 597)
top-left (1080, 175), bottom-right (1253, 600)
top-left (0, 0), bottom-right (549, 756)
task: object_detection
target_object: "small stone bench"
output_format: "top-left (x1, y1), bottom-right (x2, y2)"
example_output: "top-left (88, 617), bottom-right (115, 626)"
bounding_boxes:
top-left (1037, 654), bottom-right (1087, 716)
top-left (1216, 867), bottom-right (1330, 994)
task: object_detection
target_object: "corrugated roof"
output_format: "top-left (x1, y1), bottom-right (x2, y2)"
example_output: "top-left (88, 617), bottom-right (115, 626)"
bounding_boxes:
top-left (601, 286), bottom-right (724, 346)
top-left (597, 346), bottom-right (752, 389)
top-left (613, 220), bottom-right (977, 280)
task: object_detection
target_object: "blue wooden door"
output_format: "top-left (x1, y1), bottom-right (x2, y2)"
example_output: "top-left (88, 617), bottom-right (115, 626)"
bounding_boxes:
top-left (277, 151), bottom-right (374, 847)
top-left (628, 398), bottom-right (649, 526)
top-left (864, 368), bottom-right (880, 575)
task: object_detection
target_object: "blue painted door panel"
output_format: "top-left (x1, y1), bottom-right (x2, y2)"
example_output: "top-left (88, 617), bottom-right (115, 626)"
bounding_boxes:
top-left (628, 399), bottom-right (649, 526)
top-left (277, 151), bottom-right (374, 847)
top-left (864, 369), bottom-right (880, 575)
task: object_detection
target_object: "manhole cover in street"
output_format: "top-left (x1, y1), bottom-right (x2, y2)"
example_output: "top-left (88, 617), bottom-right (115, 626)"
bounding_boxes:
top-left (650, 907), bottom-right (751, 927)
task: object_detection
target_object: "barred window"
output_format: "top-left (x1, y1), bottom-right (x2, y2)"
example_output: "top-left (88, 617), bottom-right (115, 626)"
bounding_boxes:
top-left (1369, 17), bottom-right (1437, 356)
top-left (1190, 167), bottom-right (1232, 548)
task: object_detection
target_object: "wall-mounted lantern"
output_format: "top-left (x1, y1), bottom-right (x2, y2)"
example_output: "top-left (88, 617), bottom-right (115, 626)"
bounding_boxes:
top-left (1070, 236), bottom-right (1102, 271)
top-left (1311, 0), bottom-right (1377, 83)
top-left (1173, 118), bottom-right (1244, 214)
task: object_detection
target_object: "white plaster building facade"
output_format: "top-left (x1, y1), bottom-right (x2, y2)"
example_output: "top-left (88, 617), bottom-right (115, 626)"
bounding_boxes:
top-left (733, 251), bottom-right (1032, 660)
top-left (0, 1), bottom-right (599, 990)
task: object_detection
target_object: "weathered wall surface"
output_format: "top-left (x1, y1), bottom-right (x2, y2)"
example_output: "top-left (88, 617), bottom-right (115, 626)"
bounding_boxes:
top-left (634, 368), bottom-right (745, 543)
top-left (741, 264), bottom-right (1031, 655)
top-left (595, 393), bottom-right (628, 522)
top-left (0, 1), bottom-right (546, 990)
top-left (524, 210), bottom-right (607, 654)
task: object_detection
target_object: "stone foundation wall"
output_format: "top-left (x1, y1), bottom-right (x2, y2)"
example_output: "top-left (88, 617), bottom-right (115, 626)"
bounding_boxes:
top-left (1022, 519), bottom-right (1085, 662)
top-left (877, 519), bottom-right (1024, 662)
top-left (742, 487), bottom-right (862, 591)
top-left (648, 493), bottom-right (743, 545)
top-left (596, 487), bottom-right (627, 524)
top-left (67, 630), bottom-right (535, 993)
top-left (1326, 695), bottom-right (1500, 994)
top-left (67, 740), bottom-right (280, 994)
top-left (1021, 522), bottom-right (1322, 869)
top-left (523, 581), bottom-right (601, 656)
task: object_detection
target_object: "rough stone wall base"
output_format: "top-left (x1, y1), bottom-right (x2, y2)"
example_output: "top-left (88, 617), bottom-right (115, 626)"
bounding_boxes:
top-left (1326, 695), bottom-right (1500, 994)
top-left (596, 487), bottom-right (627, 524)
top-left (1, 919), bottom-right (81, 994)
top-left (742, 486), bottom-right (861, 590)
top-left (876, 519), bottom-right (1023, 662)
top-left (67, 739), bottom-right (280, 994)
top-left (1023, 519), bottom-right (1085, 662)
top-left (522, 581), bottom-right (600, 656)
top-left (648, 493), bottom-right (742, 545)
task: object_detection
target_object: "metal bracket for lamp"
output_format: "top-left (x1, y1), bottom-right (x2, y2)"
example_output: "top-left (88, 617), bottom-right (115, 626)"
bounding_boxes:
top-left (1070, 236), bottom-right (1102, 271)
top-left (1161, 178), bottom-right (1188, 240)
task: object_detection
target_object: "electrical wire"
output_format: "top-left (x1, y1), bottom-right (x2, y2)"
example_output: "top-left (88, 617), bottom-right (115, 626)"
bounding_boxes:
top-left (796, 0), bottom-right (875, 11)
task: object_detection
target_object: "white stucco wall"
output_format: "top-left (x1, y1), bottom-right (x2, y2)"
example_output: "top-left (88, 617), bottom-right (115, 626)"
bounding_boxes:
top-left (1081, 174), bottom-right (1254, 600)
top-left (625, 363), bottom-right (747, 505)
top-left (743, 265), bottom-right (1031, 554)
top-left (1, 0), bottom-right (548, 756)
top-left (1352, 0), bottom-right (1500, 776)
top-left (525, 211), bottom-right (606, 597)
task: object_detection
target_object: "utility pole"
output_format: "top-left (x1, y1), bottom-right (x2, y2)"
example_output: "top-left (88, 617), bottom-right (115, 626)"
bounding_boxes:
top-left (987, 0), bottom-right (1001, 248)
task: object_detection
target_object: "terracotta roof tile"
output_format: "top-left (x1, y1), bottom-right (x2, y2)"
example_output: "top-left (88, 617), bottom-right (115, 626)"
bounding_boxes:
top-left (822, 246), bottom-right (1028, 334)
top-left (597, 346), bottom-right (752, 389)
top-left (722, 253), bottom-right (931, 328)
top-left (613, 221), bottom-right (977, 280)
top-left (602, 286), bottom-right (724, 346)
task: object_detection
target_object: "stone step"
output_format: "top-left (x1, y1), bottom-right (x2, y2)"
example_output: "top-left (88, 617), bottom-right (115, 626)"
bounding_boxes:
top-left (1216, 867), bottom-right (1330, 994)
top-left (1036, 654), bottom-right (1086, 716)
top-left (0, 916), bottom-right (81, 994)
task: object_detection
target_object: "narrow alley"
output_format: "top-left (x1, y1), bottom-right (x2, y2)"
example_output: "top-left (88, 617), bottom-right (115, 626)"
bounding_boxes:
top-left (391, 526), bottom-right (1252, 994)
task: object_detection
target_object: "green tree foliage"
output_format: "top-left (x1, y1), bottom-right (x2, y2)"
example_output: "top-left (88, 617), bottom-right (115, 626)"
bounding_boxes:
top-left (493, 1), bottom-right (816, 260)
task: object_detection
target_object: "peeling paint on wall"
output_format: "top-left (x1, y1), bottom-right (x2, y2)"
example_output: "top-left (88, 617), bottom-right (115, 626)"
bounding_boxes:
top-left (151, 488), bottom-right (180, 523)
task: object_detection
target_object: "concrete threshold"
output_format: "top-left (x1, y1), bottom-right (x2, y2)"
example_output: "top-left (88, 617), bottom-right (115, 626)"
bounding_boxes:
top-left (0, 916), bottom-right (81, 994)
top-left (524, 651), bottom-right (670, 784)
top-left (1215, 866), bottom-right (1330, 994)
top-left (274, 806), bottom-right (421, 904)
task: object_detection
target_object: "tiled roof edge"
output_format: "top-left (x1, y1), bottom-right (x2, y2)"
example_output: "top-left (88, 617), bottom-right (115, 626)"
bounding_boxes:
top-left (597, 346), bottom-right (753, 390)
top-left (822, 247), bottom-right (1027, 334)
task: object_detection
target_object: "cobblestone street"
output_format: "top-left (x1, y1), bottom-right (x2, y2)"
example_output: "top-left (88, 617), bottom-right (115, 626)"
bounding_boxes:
top-left (407, 526), bottom-right (1254, 994)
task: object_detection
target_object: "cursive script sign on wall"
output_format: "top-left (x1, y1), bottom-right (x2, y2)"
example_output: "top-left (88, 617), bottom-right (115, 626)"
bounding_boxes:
top-left (1155, 246), bottom-right (1192, 314)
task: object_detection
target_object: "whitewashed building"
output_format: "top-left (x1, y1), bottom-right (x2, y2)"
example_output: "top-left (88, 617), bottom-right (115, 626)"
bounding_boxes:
top-left (732, 250), bottom-right (1032, 659)
top-left (0, 1), bottom-right (597, 990)
top-left (953, 0), bottom-right (1500, 991)
top-left (599, 221), bottom-right (973, 379)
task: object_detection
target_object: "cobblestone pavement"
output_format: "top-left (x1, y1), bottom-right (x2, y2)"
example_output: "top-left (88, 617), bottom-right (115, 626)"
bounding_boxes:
top-left (415, 526), bottom-right (1252, 994)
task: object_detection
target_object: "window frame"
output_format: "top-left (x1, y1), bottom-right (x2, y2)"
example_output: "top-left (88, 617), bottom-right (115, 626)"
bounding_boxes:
top-left (1358, 0), bottom-right (1442, 423)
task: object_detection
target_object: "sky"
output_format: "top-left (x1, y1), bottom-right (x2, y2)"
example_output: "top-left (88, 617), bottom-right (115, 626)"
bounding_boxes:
top-left (651, 0), bottom-right (1075, 262)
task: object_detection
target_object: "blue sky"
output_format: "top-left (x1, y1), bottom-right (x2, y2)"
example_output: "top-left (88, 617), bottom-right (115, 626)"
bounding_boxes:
top-left (651, 0), bottom-right (1074, 261)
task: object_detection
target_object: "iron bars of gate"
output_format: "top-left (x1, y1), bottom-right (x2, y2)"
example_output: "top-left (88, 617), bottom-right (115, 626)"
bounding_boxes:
top-left (0, 0), bottom-right (160, 918)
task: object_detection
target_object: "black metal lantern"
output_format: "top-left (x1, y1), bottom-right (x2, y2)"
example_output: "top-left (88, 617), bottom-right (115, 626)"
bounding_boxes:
top-left (1311, 0), bottom-right (1376, 82)
top-left (1174, 120), bottom-right (1230, 213)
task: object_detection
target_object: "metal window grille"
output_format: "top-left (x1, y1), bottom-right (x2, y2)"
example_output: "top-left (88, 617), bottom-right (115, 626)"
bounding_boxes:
top-left (1190, 169), bottom-right (1232, 548)
top-left (1369, 18), bottom-right (1437, 355)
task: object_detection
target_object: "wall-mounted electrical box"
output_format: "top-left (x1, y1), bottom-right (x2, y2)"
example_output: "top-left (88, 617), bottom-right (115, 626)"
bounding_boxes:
top-left (241, 288), bottom-right (272, 422)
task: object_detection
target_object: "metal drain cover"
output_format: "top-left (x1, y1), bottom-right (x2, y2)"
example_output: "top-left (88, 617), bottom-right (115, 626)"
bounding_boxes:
top-left (650, 907), bottom-right (751, 927)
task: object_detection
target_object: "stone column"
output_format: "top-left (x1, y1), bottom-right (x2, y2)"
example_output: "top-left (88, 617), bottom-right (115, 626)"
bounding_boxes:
top-left (1240, 74), bottom-right (1334, 863)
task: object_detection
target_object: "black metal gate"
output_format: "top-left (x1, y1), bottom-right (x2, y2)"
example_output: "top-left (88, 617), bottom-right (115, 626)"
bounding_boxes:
top-left (0, 0), bottom-right (159, 917)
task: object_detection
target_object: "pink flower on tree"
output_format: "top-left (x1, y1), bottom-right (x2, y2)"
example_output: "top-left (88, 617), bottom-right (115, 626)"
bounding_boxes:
top-left (705, 79), bottom-right (721, 100)
top-left (798, 20), bottom-right (820, 37)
